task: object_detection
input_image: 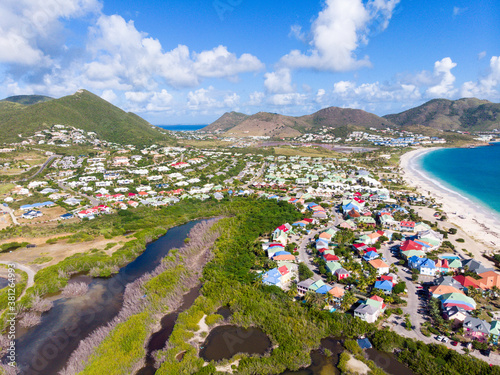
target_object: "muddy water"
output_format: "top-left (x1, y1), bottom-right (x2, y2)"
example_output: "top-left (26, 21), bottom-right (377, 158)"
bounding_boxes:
top-left (0, 277), bottom-right (8, 289)
top-left (280, 338), bottom-right (415, 375)
top-left (14, 220), bottom-right (200, 375)
top-left (199, 325), bottom-right (272, 362)
top-left (136, 285), bottom-right (202, 375)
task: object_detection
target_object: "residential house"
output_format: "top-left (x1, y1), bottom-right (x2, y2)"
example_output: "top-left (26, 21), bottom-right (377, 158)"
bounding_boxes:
top-left (354, 295), bottom-right (386, 323)
top-left (399, 221), bottom-right (416, 232)
top-left (463, 317), bottom-right (490, 342)
top-left (368, 259), bottom-right (390, 276)
top-left (477, 271), bottom-right (500, 290)
top-left (439, 292), bottom-right (476, 311)
top-left (374, 280), bottom-right (393, 294)
top-left (408, 256), bottom-right (437, 276)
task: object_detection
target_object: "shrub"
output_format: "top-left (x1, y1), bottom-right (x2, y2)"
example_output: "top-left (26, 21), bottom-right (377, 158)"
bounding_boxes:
top-left (205, 314), bottom-right (223, 326)
top-left (344, 339), bottom-right (362, 355)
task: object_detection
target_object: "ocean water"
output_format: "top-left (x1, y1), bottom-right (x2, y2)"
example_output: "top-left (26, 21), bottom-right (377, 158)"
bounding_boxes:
top-left (156, 125), bottom-right (207, 131)
top-left (420, 143), bottom-right (500, 214)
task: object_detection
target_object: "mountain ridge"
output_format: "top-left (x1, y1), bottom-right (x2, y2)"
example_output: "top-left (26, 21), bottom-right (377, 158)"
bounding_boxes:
top-left (205, 98), bottom-right (500, 137)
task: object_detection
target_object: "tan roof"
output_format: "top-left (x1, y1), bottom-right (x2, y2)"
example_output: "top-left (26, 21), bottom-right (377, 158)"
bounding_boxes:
top-left (369, 259), bottom-right (389, 268)
top-left (429, 285), bottom-right (463, 295)
top-left (328, 287), bottom-right (345, 298)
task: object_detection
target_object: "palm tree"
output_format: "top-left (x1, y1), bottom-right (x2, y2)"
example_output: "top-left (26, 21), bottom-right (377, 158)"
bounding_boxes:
top-left (341, 291), bottom-right (356, 312)
top-left (287, 283), bottom-right (298, 299)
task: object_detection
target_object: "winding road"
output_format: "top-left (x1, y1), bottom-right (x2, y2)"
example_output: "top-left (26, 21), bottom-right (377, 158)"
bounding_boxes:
top-left (0, 260), bottom-right (35, 298)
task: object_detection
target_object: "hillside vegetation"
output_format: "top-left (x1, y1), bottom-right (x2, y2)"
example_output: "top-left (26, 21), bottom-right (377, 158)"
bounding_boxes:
top-left (1, 95), bottom-right (53, 106)
top-left (206, 98), bottom-right (500, 137)
top-left (384, 98), bottom-right (500, 131)
top-left (0, 90), bottom-right (174, 146)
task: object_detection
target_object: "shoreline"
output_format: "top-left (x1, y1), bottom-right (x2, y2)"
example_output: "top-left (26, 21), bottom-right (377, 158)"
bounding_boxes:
top-left (400, 147), bottom-right (500, 253)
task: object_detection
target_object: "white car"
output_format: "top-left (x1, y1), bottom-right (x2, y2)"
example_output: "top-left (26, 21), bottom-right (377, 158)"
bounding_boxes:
top-left (441, 337), bottom-right (449, 343)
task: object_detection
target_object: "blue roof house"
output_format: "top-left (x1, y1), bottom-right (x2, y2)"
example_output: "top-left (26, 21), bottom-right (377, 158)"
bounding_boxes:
top-left (363, 251), bottom-right (379, 261)
top-left (262, 268), bottom-right (282, 287)
top-left (374, 280), bottom-right (393, 294)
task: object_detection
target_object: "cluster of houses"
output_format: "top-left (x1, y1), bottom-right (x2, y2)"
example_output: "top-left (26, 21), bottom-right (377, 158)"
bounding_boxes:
top-left (346, 130), bottom-right (446, 147)
top-left (15, 124), bottom-right (105, 148)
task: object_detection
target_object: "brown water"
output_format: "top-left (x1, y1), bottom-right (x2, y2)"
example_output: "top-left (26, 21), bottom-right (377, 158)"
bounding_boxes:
top-left (199, 325), bottom-right (272, 362)
top-left (280, 338), bottom-right (415, 375)
top-left (280, 339), bottom-right (343, 375)
top-left (13, 220), bottom-right (200, 375)
top-left (136, 285), bottom-right (202, 375)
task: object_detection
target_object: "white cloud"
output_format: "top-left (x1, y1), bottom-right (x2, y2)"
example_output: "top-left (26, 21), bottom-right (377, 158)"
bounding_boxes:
top-left (187, 86), bottom-right (240, 111)
top-left (86, 15), bottom-right (264, 90)
top-left (192, 45), bottom-right (264, 79)
top-left (332, 80), bottom-right (421, 103)
top-left (223, 93), bottom-right (240, 107)
top-left (125, 91), bottom-right (152, 103)
top-left (453, 6), bottom-right (467, 16)
top-left (316, 88), bottom-right (326, 103)
top-left (425, 57), bottom-right (457, 98)
top-left (248, 91), bottom-right (265, 106)
top-left (264, 68), bottom-right (294, 94)
top-left (123, 89), bottom-right (174, 112)
top-left (289, 25), bottom-right (306, 42)
top-left (0, 0), bottom-right (101, 66)
top-left (461, 56), bottom-right (500, 98)
top-left (268, 93), bottom-right (306, 106)
top-left (101, 89), bottom-right (117, 103)
top-left (478, 51), bottom-right (487, 60)
top-left (279, 0), bottom-right (399, 72)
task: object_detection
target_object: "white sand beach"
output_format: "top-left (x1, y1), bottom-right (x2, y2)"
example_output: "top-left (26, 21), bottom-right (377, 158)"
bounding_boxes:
top-left (400, 148), bottom-right (500, 254)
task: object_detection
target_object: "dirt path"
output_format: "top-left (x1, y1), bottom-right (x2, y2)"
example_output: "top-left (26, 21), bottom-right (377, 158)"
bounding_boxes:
top-left (0, 260), bottom-right (35, 298)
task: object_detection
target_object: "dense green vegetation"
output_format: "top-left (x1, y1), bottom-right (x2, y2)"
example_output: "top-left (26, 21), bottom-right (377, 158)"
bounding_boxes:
top-left (0, 241), bottom-right (29, 253)
top-left (0, 90), bottom-right (174, 146)
top-left (1, 94), bottom-right (53, 106)
top-left (372, 329), bottom-right (500, 375)
top-left (79, 262), bottom-right (189, 375)
top-left (154, 199), bottom-right (379, 374)
top-left (0, 267), bottom-right (27, 311)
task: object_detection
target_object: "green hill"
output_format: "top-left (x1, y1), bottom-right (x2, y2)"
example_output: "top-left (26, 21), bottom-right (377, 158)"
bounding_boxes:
top-left (384, 98), bottom-right (500, 131)
top-left (300, 106), bottom-right (393, 129)
top-left (0, 89), bottom-right (175, 146)
top-left (1, 95), bottom-right (53, 106)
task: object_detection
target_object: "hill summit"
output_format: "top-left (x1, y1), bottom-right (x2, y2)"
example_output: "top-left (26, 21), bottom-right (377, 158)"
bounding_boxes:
top-left (205, 98), bottom-right (500, 137)
top-left (0, 89), bottom-right (174, 146)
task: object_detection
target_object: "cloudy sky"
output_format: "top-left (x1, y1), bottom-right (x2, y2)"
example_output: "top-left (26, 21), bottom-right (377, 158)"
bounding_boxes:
top-left (1, 0), bottom-right (499, 124)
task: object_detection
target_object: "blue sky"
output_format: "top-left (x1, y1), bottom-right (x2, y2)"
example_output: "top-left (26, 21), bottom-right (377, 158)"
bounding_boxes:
top-left (0, 0), bottom-right (499, 125)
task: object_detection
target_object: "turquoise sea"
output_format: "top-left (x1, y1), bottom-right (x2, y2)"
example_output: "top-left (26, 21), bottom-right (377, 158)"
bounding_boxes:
top-left (420, 143), bottom-right (500, 215)
top-left (156, 125), bottom-right (207, 131)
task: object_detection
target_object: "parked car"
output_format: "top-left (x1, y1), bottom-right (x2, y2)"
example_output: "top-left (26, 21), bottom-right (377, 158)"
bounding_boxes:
top-left (441, 337), bottom-right (449, 343)
top-left (451, 341), bottom-right (458, 346)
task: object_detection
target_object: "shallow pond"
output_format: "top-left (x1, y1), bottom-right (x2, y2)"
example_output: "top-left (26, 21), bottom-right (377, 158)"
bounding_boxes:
top-left (199, 325), bottom-right (272, 362)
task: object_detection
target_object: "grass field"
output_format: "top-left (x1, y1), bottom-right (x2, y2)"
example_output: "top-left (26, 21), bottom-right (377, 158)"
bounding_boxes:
top-left (273, 146), bottom-right (342, 158)
top-left (0, 183), bottom-right (15, 195)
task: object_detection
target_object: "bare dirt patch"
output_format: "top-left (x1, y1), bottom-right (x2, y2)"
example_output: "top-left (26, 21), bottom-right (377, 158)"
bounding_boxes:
top-left (0, 234), bottom-right (130, 271)
top-left (345, 353), bottom-right (370, 375)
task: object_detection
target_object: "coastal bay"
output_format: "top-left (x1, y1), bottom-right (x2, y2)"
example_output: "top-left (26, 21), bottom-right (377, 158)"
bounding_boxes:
top-left (400, 147), bottom-right (500, 255)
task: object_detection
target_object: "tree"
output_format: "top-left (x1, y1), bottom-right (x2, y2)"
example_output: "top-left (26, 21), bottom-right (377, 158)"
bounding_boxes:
top-left (393, 281), bottom-right (406, 295)
top-left (286, 283), bottom-right (298, 298)
top-left (392, 232), bottom-right (403, 241)
top-left (341, 291), bottom-right (356, 311)
top-left (298, 262), bottom-right (314, 281)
